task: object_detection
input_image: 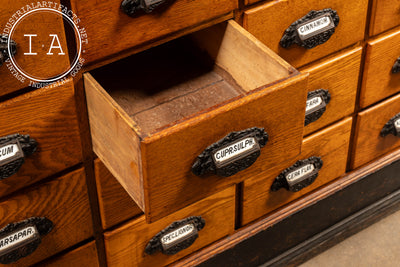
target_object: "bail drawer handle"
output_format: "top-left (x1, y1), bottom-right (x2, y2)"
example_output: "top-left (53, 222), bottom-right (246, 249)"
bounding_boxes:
top-left (192, 127), bottom-right (269, 177)
top-left (305, 89), bottom-right (331, 126)
top-left (121, 0), bottom-right (170, 17)
top-left (391, 57), bottom-right (400, 73)
top-left (0, 217), bottom-right (53, 264)
top-left (145, 216), bottom-right (205, 255)
top-left (0, 134), bottom-right (38, 180)
top-left (271, 156), bottom-right (323, 192)
top-left (0, 34), bottom-right (17, 67)
top-left (280, 8), bottom-right (339, 49)
top-left (380, 113), bottom-right (400, 137)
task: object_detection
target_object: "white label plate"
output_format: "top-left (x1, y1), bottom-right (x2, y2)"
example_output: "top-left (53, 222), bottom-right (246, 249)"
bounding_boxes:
top-left (285, 164), bottom-right (315, 186)
top-left (297, 15), bottom-right (334, 41)
top-left (213, 137), bottom-right (257, 165)
top-left (395, 118), bottom-right (400, 132)
top-left (306, 96), bottom-right (323, 113)
top-left (0, 144), bottom-right (20, 163)
top-left (0, 226), bottom-right (38, 255)
top-left (161, 224), bottom-right (195, 248)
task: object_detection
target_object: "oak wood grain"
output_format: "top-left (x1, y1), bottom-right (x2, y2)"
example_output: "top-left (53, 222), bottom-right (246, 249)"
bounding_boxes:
top-left (242, 117), bottom-right (353, 225)
top-left (104, 186), bottom-right (235, 267)
top-left (0, 79), bottom-right (82, 198)
top-left (0, 168), bottom-right (93, 266)
top-left (243, 0), bottom-right (368, 68)
top-left (369, 0), bottom-right (400, 36)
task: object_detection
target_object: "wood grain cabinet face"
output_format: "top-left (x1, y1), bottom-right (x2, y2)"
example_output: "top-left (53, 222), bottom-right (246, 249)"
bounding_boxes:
top-left (70, 0), bottom-right (237, 64)
top-left (360, 29), bottom-right (400, 109)
top-left (369, 0), bottom-right (400, 36)
top-left (0, 79), bottom-right (82, 199)
top-left (243, 0), bottom-right (368, 68)
top-left (351, 93), bottom-right (400, 169)
top-left (301, 47), bottom-right (361, 136)
top-left (242, 117), bottom-right (352, 226)
top-left (0, 168), bottom-right (93, 266)
top-left (104, 186), bottom-right (235, 267)
top-left (84, 20), bottom-right (308, 222)
top-left (95, 159), bottom-right (143, 230)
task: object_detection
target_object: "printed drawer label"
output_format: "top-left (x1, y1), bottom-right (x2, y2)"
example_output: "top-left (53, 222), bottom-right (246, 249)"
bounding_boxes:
top-left (296, 14), bottom-right (335, 41)
top-left (161, 224), bottom-right (196, 249)
top-left (213, 137), bottom-right (258, 165)
top-left (0, 225), bottom-right (38, 256)
top-left (285, 163), bottom-right (315, 186)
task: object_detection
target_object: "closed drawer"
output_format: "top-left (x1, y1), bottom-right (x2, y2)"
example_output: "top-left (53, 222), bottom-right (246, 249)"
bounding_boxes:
top-left (104, 186), bottom-right (235, 267)
top-left (369, 0), bottom-right (400, 36)
top-left (243, 0), bottom-right (368, 68)
top-left (40, 241), bottom-right (99, 267)
top-left (84, 20), bottom-right (308, 222)
top-left (242, 117), bottom-right (352, 225)
top-left (302, 47), bottom-right (361, 136)
top-left (0, 0), bottom-right (69, 97)
top-left (0, 168), bottom-right (93, 266)
top-left (0, 79), bottom-right (82, 198)
top-left (351, 93), bottom-right (400, 169)
top-left (360, 29), bottom-right (400, 108)
top-left (95, 159), bottom-right (143, 229)
top-left (70, 0), bottom-right (237, 64)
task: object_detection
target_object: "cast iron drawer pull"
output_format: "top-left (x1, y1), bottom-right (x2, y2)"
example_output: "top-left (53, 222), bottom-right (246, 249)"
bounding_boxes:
top-left (0, 34), bottom-right (17, 67)
top-left (192, 127), bottom-right (269, 177)
top-left (0, 217), bottom-right (53, 264)
top-left (391, 57), bottom-right (400, 73)
top-left (305, 89), bottom-right (331, 126)
top-left (145, 216), bottom-right (205, 255)
top-left (280, 9), bottom-right (339, 49)
top-left (271, 156), bottom-right (323, 192)
top-left (121, 0), bottom-right (169, 16)
top-left (0, 134), bottom-right (38, 180)
top-left (380, 113), bottom-right (400, 137)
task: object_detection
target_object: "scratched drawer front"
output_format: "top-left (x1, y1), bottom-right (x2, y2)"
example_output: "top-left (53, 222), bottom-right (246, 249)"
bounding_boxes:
top-left (0, 79), bottom-right (82, 198)
top-left (302, 47), bottom-right (361, 136)
top-left (369, 0), bottom-right (400, 36)
top-left (243, 0), bottom-right (368, 68)
top-left (0, 168), bottom-right (93, 266)
top-left (104, 186), bottom-right (235, 267)
top-left (242, 117), bottom-right (352, 225)
top-left (0, 0), bottom-right (70, 97)
top-left (70, 0), bottom-right (237, 64)
top-left (95, 159), bottom-right (143, 230)
top-left (84, 20), bottom-right (308, 222)
top-left (360, 29), bottom-right (400, 109)
top-left (351, 93), bottom-right (400, 169)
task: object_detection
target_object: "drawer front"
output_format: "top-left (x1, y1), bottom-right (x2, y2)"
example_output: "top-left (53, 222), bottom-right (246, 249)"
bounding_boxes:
top-left (0, 0), bottom-right (70, 97)
top-left (242, 117), bottom-right (352, 225)
top-left (243, 0), bottom-right (368, 68)
top-left (70, 0), bottom-right (237, 64)
top-left (0, 168), bottom-right (93, 266)
top-left (40, 241), bottom-right (99, 267)
top-left (104, 186), bottom-right (235, 267)
top-left (351, 93), bottom-right (400, 169)
top-left (370, 0), bottom-right (400, 36)
top-left (95, 159), bottom-right (142, 229)
top-left (361, 29), bottom-right (400, 108)
top-left (302, 47), bottom-right (361, 136)
top-left (0, 79), bottom-right (82, 198)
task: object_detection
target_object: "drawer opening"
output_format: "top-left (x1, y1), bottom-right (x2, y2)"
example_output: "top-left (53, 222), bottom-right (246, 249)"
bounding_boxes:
top-left (88, 20), bottom-right (295, 137)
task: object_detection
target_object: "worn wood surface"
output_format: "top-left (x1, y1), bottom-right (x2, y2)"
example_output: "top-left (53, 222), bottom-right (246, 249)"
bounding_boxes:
top-left (301, 47), bottom-right (361, 136)
top-left (0, 79), bottom-right (82, 198)
top-left (351, 93), bottom-right (400, 169)
top-left (242, 117), bottom-right (352, 226)
top-left (104, 186), bottom-right (235, 267)
top-left (243, 0), bottom-right (368, 68)
top-left (369, 0), bottom-right (400, 36)
top-left (0, 0), bottom-right (70, 97)
top-left (0, 168), bottom-right (93, 266)
top-left (70, 0), bottom-right (237, 64)
top-left (360, 28), bottom-right (400, 108)
top-left (94, 159), bottom-right (142, 230)
top-left (38, 241), bottom-right (99, 267)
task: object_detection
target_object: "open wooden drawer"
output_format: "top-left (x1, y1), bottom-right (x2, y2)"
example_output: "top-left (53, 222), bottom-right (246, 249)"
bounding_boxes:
top-left (84, 20), bottom-right (308, 222)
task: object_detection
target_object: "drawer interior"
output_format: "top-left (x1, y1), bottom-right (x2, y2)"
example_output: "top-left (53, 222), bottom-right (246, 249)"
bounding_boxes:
top-left (88, 21), bottom-right (295, 137)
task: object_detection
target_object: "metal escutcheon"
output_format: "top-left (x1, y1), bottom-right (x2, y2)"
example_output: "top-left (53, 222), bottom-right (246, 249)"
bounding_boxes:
top-left (145, 216), bottom-right (205, 255)
top-left (271, 156), bottom-right (323, 192)
top-left (280, 8), bottom-right (339, 49)
top-left (0, 217), bottom-right (53, 264)
top-left (305, 89), bottom-right (331, 126)
top-left (0, 34), bottom-right (17, 67)
top-left (381, 112), bottom-right (400, 137)
top-left (121, 0), bottom-right (169, 17)
top-left (192, 127), bottom-right (269, 177)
